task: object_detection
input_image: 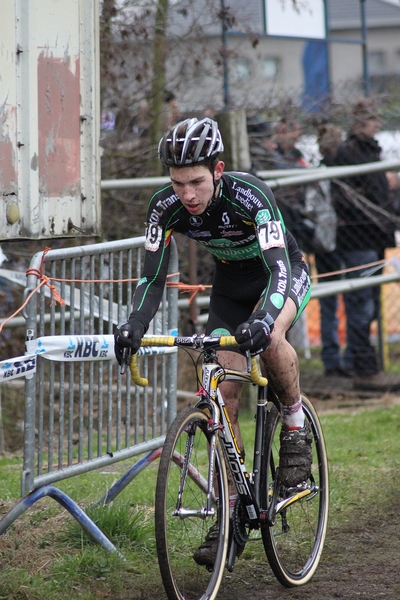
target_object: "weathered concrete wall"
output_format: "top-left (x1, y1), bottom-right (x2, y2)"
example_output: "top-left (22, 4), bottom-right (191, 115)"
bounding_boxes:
top-left (0, 1), bottom-right (100, 240)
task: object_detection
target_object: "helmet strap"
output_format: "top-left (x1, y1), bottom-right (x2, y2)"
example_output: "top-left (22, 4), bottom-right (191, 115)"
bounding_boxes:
top-left (212, 176), bottom-right (219, 200)
top-left (207, 175), bottom-right (221, 211)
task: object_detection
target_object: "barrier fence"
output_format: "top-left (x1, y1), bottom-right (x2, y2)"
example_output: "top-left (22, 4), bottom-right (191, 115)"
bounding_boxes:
top-left (0, 237), bottom-right (179, 550)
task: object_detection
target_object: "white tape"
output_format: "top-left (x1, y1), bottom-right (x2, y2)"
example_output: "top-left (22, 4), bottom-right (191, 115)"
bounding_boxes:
top-left (0, 355), bottom-right (36, 382)
top-left (1, 335), bottom-right (177, 381)
top-left (24, 334), bottom-right (177, 363)
top-left (26, 334), bottom-right (115, 362)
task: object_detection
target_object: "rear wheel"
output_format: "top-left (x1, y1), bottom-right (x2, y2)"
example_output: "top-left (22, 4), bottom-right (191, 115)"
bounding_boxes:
top-left (155, 406), bottom-right (229, 600)
top-left (261, 394), bottom-right (329, 587)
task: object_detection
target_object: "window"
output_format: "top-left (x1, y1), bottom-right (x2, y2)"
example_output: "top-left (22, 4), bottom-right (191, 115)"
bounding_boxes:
top-left (262, 57), bottom-right (279, 80)
top-left (230, 57), bottom-right (252, 83)
top-left (368, 51), bottom-right (386, 75)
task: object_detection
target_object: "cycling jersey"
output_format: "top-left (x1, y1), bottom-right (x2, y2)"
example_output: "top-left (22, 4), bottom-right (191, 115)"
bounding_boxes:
top-left (130, 171), bottom-right (310, 332)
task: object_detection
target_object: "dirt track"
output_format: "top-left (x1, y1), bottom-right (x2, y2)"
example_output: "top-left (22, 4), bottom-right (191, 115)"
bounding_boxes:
top-left (216, 392), bottom-right (400, 600)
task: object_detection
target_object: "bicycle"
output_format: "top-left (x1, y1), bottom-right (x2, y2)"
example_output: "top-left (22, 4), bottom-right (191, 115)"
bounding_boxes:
top-left (129, 333), bottom-right (329, 600)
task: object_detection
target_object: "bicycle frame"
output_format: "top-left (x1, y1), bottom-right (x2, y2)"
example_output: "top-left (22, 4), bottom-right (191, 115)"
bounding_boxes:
top-left (194, 348), bottom-right (269, 529)
top-left (188, 350), bottom-right (318, 531)
top-left (130, 335), bottom-right (317, 524)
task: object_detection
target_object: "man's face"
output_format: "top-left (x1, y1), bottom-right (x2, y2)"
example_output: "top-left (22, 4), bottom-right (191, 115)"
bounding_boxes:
top-left (261, 137), bottom-right (277, 153)
top-left (170, 162), bottom-right (224, 215)
top-left (363, 117), bottom-right (381, 138)
top-left (355, 117), bottom-right (381, 139)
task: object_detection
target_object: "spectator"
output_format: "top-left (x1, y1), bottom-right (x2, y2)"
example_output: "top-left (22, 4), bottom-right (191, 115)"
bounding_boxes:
top-left (332, 97), bottom-right (400, 391)
top-left (273, 120), bottom-right (313, 254)
top-left (387, 170), bottom-right (400, 219)
top-left (203, 106), bottom-right (216, 119)
top-left (246, 116), bottom-right (278, 172)
top-left (274, 120), bottom-right (308, 170)
top-left (313, 124), bottom-right (349, 377)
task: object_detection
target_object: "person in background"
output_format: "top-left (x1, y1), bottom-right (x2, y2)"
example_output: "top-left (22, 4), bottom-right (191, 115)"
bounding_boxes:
top-left (274, 120), bottom-right (308, 170)
top-left (332, 98), bottom-right (400, 391)
top-left (313, 124), bottom-right (349, 377)
top-left (246, 115), bottom-right (278, 173)
top-left (273, 120), bottom-right (314, 255)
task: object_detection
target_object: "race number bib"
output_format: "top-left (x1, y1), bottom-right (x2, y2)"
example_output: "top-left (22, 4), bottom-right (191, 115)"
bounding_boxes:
top-left (257, 221), bottom-right (285, 250)
top-left (145, 224), bottom-right (163, 251)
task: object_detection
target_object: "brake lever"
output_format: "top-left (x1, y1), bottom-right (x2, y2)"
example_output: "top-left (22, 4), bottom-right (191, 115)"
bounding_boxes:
top-left (119, 330), bottom-right (131, 375)
top-left (246, 350), bottom-right (252, 373)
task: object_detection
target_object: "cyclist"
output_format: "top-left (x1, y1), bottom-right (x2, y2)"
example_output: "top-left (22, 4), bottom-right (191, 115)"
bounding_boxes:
top-left (114, 117), bottom-right (313, 564)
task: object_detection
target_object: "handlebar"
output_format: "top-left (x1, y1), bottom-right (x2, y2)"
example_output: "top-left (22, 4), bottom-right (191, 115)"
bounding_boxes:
top-left (127, 334), bottom-right (268, 388)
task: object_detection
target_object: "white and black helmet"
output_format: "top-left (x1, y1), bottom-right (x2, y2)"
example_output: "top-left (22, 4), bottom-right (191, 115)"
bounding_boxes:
top-left (158, 118), bottom-right (224, 166)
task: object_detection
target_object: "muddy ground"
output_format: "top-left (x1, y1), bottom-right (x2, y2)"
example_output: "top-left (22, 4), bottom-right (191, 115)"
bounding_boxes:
top-left (1, 383), bottom-right (400, 599)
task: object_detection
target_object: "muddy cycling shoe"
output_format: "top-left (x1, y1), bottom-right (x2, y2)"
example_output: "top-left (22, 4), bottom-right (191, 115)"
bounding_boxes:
top-left (193, 522), bottom-right (220, 568)
top-left (193, 521), bottom-right (244, 568)
top-left (278, 421), bottom-right (313, 488)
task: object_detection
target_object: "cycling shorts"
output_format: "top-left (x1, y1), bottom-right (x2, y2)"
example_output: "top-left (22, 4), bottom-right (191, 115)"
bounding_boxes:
top-left (205, 257), bottom-right (310, 335)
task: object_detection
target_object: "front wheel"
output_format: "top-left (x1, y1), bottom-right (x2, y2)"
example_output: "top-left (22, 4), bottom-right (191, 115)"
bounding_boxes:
top-left (261, 394), bottom-right (329, 587)
top-left (155, 406), bottom-right (230, 600)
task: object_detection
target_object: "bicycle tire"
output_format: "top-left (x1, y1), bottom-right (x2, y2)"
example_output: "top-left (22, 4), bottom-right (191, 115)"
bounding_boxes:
top-left (155, 406), bottom-right (230, 600)
top-left (261, 394), bottom-right (329, 587)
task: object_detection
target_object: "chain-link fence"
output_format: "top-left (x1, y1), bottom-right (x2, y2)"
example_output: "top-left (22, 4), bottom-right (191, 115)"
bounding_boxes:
top-left (209, 85), bottom-right (396, 397)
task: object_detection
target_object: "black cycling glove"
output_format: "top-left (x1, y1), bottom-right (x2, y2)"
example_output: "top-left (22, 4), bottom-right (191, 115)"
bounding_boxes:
top-left (235, 310), bottom-right (274, 356)
top-left (114, 319), bottom-right (146, 366)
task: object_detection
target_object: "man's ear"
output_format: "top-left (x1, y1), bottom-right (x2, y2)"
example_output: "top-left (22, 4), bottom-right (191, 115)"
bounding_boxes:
top-left (214, 160), bottom-right (225, 180)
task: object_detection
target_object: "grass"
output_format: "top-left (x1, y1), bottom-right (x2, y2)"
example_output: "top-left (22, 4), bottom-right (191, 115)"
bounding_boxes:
top-left (0, 455), bottom-right (23, 500)
top-left (1, 403), bottom-right (400, 599)
top-left (58, 502), bottom-right (155, 551)
top-left (321, 405), bottom-right (400, 521)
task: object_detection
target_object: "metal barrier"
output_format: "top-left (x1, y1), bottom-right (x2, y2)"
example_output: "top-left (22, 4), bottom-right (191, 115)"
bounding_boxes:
top-left (20, 237), bottom-right (179, 497)
top-left (100, 158), bottom-right (400, 191)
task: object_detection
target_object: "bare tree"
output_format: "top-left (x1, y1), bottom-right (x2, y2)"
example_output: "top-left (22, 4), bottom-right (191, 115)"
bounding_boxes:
top-left (148, 0), bottom-right (169, 176)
